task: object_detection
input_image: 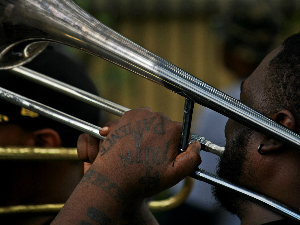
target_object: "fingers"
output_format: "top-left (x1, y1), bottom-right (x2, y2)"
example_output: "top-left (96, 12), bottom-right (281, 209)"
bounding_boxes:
top-left (77, 134), bottom-right (89, 161)
top-left (79, 107), bottom-right (203, 199)
top-left (99, 120), bottom-right (117, 136)
top-left (77, 133), bottom-right (100, 163)
top-left (172, 141), bottom-right (201, 178)
top-left (81, 108), bottom-right (157, 163)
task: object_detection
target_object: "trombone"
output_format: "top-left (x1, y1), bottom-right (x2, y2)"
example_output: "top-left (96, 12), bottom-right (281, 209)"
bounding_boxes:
top-left (0, 0), bottom-right (299, 221)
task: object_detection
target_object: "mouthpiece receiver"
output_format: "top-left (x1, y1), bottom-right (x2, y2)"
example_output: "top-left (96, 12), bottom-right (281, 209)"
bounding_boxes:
top-left (190, 134), bottom-right (224, 157)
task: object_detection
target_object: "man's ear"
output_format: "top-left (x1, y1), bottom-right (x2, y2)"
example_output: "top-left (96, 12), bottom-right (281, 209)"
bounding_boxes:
top-left (33, 128), bottom-right (62, 147)
top-left (271, 109), bottom-right (296, 131)
top-left (260, 110), bottom-right (296, 154)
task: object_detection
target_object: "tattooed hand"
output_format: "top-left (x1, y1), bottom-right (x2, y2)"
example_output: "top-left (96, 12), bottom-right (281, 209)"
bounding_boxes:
top-left (53, 108), bottom-right (201, 224)
top-left (77, 107), bottom-right (201, 200)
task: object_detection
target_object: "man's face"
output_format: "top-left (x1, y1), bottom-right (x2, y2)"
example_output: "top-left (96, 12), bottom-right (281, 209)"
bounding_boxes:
top-left (214, 47), bottom-right (281, 214)
top-left (0, 123), bottom-right (34, 146)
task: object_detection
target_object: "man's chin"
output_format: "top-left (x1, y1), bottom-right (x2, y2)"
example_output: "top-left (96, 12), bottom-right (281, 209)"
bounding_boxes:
top-left (213, 181), bottom-right (245, 215)
top-left (213, 142), bottom-right (247, 215)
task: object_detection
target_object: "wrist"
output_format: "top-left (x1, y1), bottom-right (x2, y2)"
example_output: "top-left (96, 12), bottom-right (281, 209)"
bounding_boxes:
top-left (118, 200), bottom-right (158, 225)
top-left (53, 168), bottom-right (127, 224)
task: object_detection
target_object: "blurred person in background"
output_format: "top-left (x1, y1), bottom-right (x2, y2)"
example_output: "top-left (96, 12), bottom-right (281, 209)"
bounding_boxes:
top-left (0, 44), bottom-right (102, 225)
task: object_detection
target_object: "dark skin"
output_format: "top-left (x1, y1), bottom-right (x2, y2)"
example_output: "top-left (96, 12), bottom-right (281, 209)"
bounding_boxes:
top-left (54, 47), bottom-right (300, 224)
top-left (52, 108), bottom-right (201, 224)
top-left (222, 47), bottom-right (300, 224)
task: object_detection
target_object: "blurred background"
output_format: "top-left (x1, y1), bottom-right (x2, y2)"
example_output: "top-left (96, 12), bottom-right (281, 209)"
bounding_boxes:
top-left (54, 0), bottom-right (300, 224)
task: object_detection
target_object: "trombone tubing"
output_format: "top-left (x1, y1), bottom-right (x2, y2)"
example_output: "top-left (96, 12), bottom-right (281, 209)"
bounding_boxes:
top-left (0, 84), bottom-right (299, 221)
top-left (0, 0), bottom-right (300, 150)
top-left (8, 66), bottom-right (225, 157)
top-left (193, 169), bottom-right (300, 222)
top-left (0, 86), bottom-right (103, 140)
top-left (11, 66), bottom-right (129, 117)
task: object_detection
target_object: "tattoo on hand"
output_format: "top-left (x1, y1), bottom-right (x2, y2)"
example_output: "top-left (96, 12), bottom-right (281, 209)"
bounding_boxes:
top-left (81, 170), bottom-right (127, 204)
top-left (139, 166), bottom-right (160, 192)
top-left (100, 116), bottom-right (166, 156)
top-left (119, 141), bottom-right (170, 166)
top-left (80, 207), bottom-right (111, 225)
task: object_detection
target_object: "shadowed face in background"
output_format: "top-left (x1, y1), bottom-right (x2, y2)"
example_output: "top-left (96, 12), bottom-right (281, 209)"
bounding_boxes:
top-left (0, 45), bottom-right (101, 225)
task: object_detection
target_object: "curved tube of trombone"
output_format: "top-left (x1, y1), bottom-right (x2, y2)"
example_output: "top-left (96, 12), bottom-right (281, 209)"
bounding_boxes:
top-left (1, 0), bottom-right (300, 151)
top-left (147, 177), bottom-right (195, 212)
top-left (0, 0), bottom-right (300, 221)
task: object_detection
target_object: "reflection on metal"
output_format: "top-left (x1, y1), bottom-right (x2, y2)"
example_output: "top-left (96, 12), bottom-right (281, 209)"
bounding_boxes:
top-left (191, 134), bottom-right (224, 157)
top-left (148, 177), bottom-right (194, 212)
top-left (1, 0), bottom-right (299, 151)
top-left (0, 147), bottom-right (78, 160)
top-left (0, 176), bottom-right (193, 214)
top-left (193, 169), bottom-right (300, 222)
top-left (11, 66), bottom-right (129, 117)
top-left (0, 204), bottom-right (63, 214)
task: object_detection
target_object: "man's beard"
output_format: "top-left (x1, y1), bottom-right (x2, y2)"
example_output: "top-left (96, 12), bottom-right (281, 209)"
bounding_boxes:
top-left (213, 126), bottom-right (253, 215)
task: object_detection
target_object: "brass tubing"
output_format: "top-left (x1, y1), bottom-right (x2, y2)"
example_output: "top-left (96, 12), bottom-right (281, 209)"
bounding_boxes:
top-left (148, 177), bottom-right (194, 212)
top-left (0, 147), bottom-right (78, 160)
top-left (0, 204), bottom-right (64, 214)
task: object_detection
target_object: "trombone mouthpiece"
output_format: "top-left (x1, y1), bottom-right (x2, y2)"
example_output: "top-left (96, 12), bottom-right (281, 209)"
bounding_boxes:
top-left (190, 134), bottom-right (224, 157)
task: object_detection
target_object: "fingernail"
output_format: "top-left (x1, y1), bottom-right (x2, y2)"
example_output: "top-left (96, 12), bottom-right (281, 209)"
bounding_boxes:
top-left (100, 127), bottom-right (109, 132)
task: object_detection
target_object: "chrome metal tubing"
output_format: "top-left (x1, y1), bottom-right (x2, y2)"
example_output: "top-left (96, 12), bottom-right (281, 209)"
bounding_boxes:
top-left (192, 169), bottom-right (300, 222)
top-left (11, 66), bottom-right (129, 117)
top-left (179, 98), bottom-right (194, 152)
top-left (0, 71), bottom-right (223, 157)
top-left (7, 67), bottom-right (224, 157)
top-left (0, 86), bottom-right (104, 140)
top-left (0, 80), bottom-right (299, 220)
top-left (1, 0), bottom-right (300, 150)
top-left (190, 134), bottom-right (224, 157)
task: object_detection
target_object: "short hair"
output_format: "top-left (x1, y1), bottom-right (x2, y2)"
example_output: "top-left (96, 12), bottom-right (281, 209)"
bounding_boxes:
top-left (0, 45), bottom-right (101, 147)
top-left (266, 32), bottom-right (300, 129)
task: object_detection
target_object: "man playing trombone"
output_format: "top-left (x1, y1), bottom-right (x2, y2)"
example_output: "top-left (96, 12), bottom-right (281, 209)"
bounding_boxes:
top-left (50, 32), bottom-right (300, 225)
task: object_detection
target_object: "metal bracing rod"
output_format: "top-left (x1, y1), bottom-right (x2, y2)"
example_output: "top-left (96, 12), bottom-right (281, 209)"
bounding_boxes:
top-left (0, 86), bottom-right (103, 140)
top-left (11, 66), bottom-right (129, 117)
top-left (192, 169), bottom-right (300, 222)
top-left (8, 67), bottom-right (224, 156)
top-left (0, 86), bottom-right (299, 220)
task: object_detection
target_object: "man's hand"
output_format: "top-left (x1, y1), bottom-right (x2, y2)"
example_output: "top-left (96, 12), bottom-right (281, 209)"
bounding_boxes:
top-left (53, 108), bottom-right (201, 224)
top-left (77, 107), bottom-right (201, 200)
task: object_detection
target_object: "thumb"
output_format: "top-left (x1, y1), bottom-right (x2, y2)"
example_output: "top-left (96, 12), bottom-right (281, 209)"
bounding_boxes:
top-left (173, 141), bottom-right (201, 177)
